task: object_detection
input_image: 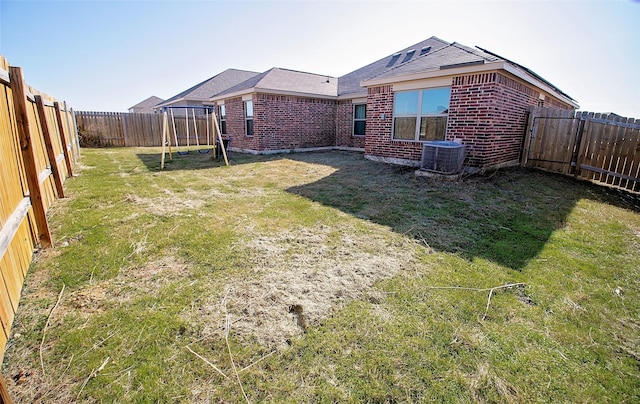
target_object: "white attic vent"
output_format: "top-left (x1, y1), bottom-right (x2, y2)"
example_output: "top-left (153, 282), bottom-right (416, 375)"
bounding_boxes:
top-left (420, 141), bottom-right (466, 174)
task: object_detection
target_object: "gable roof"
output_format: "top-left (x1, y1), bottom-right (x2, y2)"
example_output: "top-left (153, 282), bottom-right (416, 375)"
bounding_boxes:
top-left (368, 42), bottom-right (500, 80)
top-left (337, 36), bottom-right (450, 97)
top-left (360, 39), bottom-right (577, 107)
top-left (212, 67), bottom-right (338, 100)
top-left (129, 95), bottom-right (164, 111)
top-left (157, 68), bottom-right (260, 108)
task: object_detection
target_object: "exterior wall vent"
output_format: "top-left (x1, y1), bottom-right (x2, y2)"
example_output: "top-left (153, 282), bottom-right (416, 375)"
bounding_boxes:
top-left (420, 141), bottom-right (466, 174)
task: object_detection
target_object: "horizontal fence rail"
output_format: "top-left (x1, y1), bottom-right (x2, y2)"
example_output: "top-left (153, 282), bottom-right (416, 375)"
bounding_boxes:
top-left (75, 110), bottom-right (216, 148)
top-left (0, 54), bottom-right (79, 376)
top-left (523, 107), bottom-right (640, 193)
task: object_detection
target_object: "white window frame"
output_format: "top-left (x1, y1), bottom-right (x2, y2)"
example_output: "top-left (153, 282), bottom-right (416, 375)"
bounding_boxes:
top-left (353, 104), bottom-right (366, 136)
top-left (244, 100), bottom-right (254, 137)
top-left (391, 87), bottom-right (450, 142)
top-left (219, 104), bottom-right (227, 134)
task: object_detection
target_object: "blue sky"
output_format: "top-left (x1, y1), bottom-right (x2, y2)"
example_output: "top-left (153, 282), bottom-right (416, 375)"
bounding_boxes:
top-left (1, 0), bottom-right (638, 117)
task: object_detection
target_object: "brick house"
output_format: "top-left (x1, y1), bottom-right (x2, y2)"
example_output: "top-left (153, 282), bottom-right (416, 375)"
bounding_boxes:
top-left (211, 68), bottom-right (338, 153)
top-left (209, 36), bottom-right (578, 169)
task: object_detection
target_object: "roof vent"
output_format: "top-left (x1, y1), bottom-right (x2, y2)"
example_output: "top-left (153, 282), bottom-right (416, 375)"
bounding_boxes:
top-left (420, 141), bottom-right (466, 174)
top-left (420, 46), bottom-right (431, 54)
top-left (386, 52), bottom-right (402, 67)
top-left (401, 49), bottom-right (416, 63)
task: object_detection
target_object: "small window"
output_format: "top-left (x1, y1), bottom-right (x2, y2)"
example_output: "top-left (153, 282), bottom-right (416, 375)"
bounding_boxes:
top-left (353, 104), bottom-right (366, 136)
top-left (392, 87), bottom-right (450, 141)
top-left (219, 105), bottom-right (227, 134)
top-left (245, 100), bottom-right (254, 137)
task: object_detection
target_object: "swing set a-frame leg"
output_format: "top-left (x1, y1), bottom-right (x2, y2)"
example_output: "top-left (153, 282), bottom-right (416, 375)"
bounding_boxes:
top-left (160, 111), bottom-right (173, 170)
top-left (212, 111), bottom-right (229, 166)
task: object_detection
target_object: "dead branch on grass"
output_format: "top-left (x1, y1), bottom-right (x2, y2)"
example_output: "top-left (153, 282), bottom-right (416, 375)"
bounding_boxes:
top-left (239, 350), bottom-right (277, 373)
top-left (40, 283), bottom-right (66, 375)
top-left (224, 290), bottom-right (250, 404)
top-left (185, 346), bottom-right (229, 380)
top-left (76, 356), bottom-right (109, 400)
top-left (424, 283), bottom-right (526, 320)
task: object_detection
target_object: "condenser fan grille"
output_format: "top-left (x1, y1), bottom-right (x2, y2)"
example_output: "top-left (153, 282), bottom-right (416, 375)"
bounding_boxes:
top-left (420, 141), bottom-right (466, 174)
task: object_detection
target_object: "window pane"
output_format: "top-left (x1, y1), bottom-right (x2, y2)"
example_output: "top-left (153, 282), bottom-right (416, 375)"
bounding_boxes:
top-left (354, 104), bottom-right (366, 119)
top-left (220, 120), bottom-right (227, 134)
top-left (353, 120), bottom-right (366, 136)
top-left (245, 101), bottom-right (253, 118)
top-left (421, 88), bottom-right (451, 114)
top-left (220, 105), bottom-right (226, 118)
top-left (393, 117), bottom-right (416, 140)
top-left (246, 118), bottom-right (254, 136)
top-left (419, 116), bottom-right (447, 141)
top-left (394, 91), bottom-right (419, 115)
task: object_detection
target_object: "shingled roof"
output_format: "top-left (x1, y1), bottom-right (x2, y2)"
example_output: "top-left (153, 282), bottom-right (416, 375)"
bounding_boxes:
top-left (337, 36), bottom-right (450, 97)
top-left (128, 95), bottom-right (164, 112)
top-left (212, 67), bottom-right (338, 100)
top-left (157, 68), bottom-right (260, 108)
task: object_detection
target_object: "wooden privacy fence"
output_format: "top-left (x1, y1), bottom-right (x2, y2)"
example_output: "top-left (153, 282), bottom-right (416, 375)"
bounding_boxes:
top-left (0, 55), bottom-right (79, 368)
top-left (75, 110), bottom-right (216, 148)
top-left (522, 107), bottom-right (640, 193)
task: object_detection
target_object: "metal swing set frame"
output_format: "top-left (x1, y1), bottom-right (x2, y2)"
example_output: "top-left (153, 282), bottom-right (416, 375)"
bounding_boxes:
top-left (160, 105), bottom-right (229, 169)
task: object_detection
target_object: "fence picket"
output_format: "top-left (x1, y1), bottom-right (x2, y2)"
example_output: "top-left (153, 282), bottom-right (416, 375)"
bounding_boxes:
top-left (523, 107), bottom-right (639, 193)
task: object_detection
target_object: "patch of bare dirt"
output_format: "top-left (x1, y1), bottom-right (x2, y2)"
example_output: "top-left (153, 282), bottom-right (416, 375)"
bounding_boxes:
top-left (195, 224), bottom-right (422, 348)
top-left (56, 255), bottom-right (192, 320)
top-left (123, 193), bottom-right (206, 216)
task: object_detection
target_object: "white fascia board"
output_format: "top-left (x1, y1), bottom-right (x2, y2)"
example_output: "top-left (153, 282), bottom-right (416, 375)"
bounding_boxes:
top-left (213, 88), bottom-right (338, 102)
top-left (253, 87), bottom-right (338, 100)
top-left (502, 63), bottom-right (579, 108)
top-left (211, 88), bottom-right (256, 102)
top-left (337, 91), bottom-right (368, 101)
top-left (155, 97), bottom-right (187, 108)
top-left (361, 61), bottom-right (505, 87)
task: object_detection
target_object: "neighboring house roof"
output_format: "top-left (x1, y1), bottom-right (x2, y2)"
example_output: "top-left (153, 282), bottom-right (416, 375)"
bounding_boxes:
top-left (212, 67), bottom-right (338, 100)
top-left (338, 36), bottom-right (450, 97)
top-left (157, 68), bottom-right (260, 108)
top-left (129, 96), bottom-right (164, 112)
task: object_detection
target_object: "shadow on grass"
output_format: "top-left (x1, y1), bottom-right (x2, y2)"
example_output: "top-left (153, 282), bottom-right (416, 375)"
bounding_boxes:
top-left (283, 151), bottom-right (639, 271)
top-left (136, 148), bottom-right (638, 271)
top-left (135, 149), bottom-right (276, 171)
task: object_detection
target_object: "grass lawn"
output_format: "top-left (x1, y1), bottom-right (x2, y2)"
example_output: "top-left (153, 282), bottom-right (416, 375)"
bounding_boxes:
top-left (2, 148), bottom-right (639, 402)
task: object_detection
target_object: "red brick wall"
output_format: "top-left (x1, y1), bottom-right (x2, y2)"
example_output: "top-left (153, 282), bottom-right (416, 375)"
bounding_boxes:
top-left (364, 72), bottom-right (574, 170)
top-left (253, 94), bottom-right (336, 150)
top-left (336, 100), bottom-right (366, 149)
top-left (223, 96), bottom-right (260, 150)
top-left (449, 72), bottom-right (572, 169)
top-left (364, 85), bottom-right (424, 163)
top-left (447, 73), bottom-right (501, 168)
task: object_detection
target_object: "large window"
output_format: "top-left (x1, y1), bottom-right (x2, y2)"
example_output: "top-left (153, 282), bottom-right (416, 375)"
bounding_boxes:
top-left (353, 104), bottom-right (366, 136)
top-left (245, 100), bottom-right (254, 136)
top-left (219, 105), bottom-right (226, 134)
top-left (392, 87), bottom-right (450, 141)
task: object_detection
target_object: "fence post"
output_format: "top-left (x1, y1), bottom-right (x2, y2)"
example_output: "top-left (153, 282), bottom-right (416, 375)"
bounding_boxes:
top-left (0, 372), bottom-right (12, 403)
top-left (66, 103), bottom-right (81, 161)
top-left (54, 102), bottom-right (74, 177)
top-left (9, 67), bottom-right (52, 248)
top-left (35, 96), bottom-right (65, 198)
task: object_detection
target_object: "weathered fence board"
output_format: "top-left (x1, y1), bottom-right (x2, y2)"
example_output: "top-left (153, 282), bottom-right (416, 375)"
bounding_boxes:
top-left (75, 110), bottom-right (215, 148)
top-left (523, 107), bottom-right (640, 192)
top-left (0, 55), bottom-right (77, 373)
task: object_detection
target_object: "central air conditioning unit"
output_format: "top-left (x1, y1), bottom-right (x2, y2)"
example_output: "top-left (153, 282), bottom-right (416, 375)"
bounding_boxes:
top-left (420, 141), bottom-right (466, 174)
